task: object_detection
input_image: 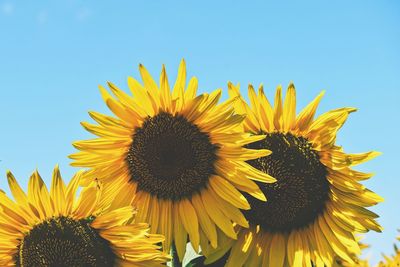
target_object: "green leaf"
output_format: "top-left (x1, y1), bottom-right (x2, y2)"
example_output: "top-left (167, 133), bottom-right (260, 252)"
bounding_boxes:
top-left (185, 256), bottom-right (206, 267)
top-left (185, 255), bottom-right (228, 267)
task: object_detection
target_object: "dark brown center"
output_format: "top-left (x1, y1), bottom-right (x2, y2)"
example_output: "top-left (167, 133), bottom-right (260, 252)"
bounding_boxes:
top-left (16, 216), bottom-right (116, 267)
top-left (126, 112), bottom-right (218, 200)
top-left (244, 132), bottom-right (329, 233)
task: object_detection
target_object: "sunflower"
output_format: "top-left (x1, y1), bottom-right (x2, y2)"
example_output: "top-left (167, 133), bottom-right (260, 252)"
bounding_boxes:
top-left (202, 82), bottom-right (382, 267)
top-left (0, 166), bottom-right (169, 266)
top-left (69, 60), bottom-right (276, 261)
top-left (379, 234), bottom-right (400, 267)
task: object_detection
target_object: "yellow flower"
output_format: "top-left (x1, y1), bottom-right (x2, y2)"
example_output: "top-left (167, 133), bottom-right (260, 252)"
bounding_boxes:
top-left (0, 166), bottom-right (169, 266)
top-left (379, 234), bottom-right (400, 267)
top-left (202, 83), bottom-right (382, 267)
top-left (69, 60), bottom-right (276, 261)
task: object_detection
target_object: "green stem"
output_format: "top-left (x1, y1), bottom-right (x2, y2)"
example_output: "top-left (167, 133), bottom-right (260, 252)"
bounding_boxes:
top-left (171, 242), bottom-right (182, 267)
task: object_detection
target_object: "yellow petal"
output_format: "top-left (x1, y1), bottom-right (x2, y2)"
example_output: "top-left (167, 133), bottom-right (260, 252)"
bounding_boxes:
top-left (247, 84), bottom-right (260, 122)
top-left (209, 175), bottom-right (250, 210)
top-left (91, 206), bottom-right (134, 229)
top-left (139, 63), bottom-right (160, 100)
top-left (172, 59), bottom-right (187, 110)
top-left (283, 83), bottom-right (296, 132)
top-left (173, 204), bottom-right (187, 261)
top-left (273, 85), bottom-right (283, 130)
top-left (179, 199), bottom-right (200, 253)
top-left (226, 231), bottom-right (253, 267)
top-left (208, 187), bottom-right (249, 228)
top-left (134, 191), bottom-right (151, 223)
top-left (99, 85), bottom-right (138, 124)
top-left (184, 77), bottom-right (198, 102)
top-left (106, 82), bottom-right (145, 121)
top-left (323, 211), bottom-right (360, 255)
top-left (127, 76), bottom-right (154, 116)
top-left (64, 171), bottom-right (83, 214)
top-left (201, 190), bottom-right (237, 239)
top-left (73, 186), bottom-right (100, 219)
top-left (269, 233), bottom-right (286, 267)
top-left (295, 90), bottom-right (325, 132)
top-left (318, 215), bottom-right (354, 264)
top-left (258, 85), bottom-right (274, 131)
top-left (287, 230), bottom-right (303, 266)
top-left (50, 165), bottom-right (66, 216)
top-left (159, 199), bottom-right (173, 252)
top-left (149, 197), bottom-right (159, 234)
top-left (28, 171), bottom-right (52, 219)
top-left (6, 171), bottom-right (28, 207)
top-left (159, 64), bottom-right (172, 111)
top-left (191, 193), bottom-right (217, 248)
top-left (313, 219), bottom-right (334, 266)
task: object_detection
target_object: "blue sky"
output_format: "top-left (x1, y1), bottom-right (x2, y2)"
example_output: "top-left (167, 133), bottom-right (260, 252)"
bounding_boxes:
top-left (0, 0), bottom-right (399, 265)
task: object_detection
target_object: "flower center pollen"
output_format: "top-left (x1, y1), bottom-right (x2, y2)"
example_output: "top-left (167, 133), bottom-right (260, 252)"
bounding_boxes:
top-left (244, 132), bottom-right (329, 233)
top-left (126, 112), bottom-right (218, 200)
top-left (16, 216), bottom-right (116, 267)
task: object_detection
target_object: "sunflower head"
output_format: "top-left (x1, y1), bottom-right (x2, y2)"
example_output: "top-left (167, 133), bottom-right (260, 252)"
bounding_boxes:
top-left (70, 60), bottom-right (276, 261)
top-left (0, 166), bottom-right (169, 266)
top-left (202, 82), bottom-right (382, 267)
top-left (379, 233), bottom-right (400, 267)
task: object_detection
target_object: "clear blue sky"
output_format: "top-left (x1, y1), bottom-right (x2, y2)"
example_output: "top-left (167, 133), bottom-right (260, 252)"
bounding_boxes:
top-left (0, 0), bottom-right (399, 265)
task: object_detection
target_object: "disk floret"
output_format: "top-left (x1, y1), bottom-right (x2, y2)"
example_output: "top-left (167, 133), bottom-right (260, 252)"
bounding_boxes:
top-left (244, 132), bottom-right (329, 232)
top-left (16, 216), bottom-right (116, 267)
top-left (126, 112), bottom-right (218, 200)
